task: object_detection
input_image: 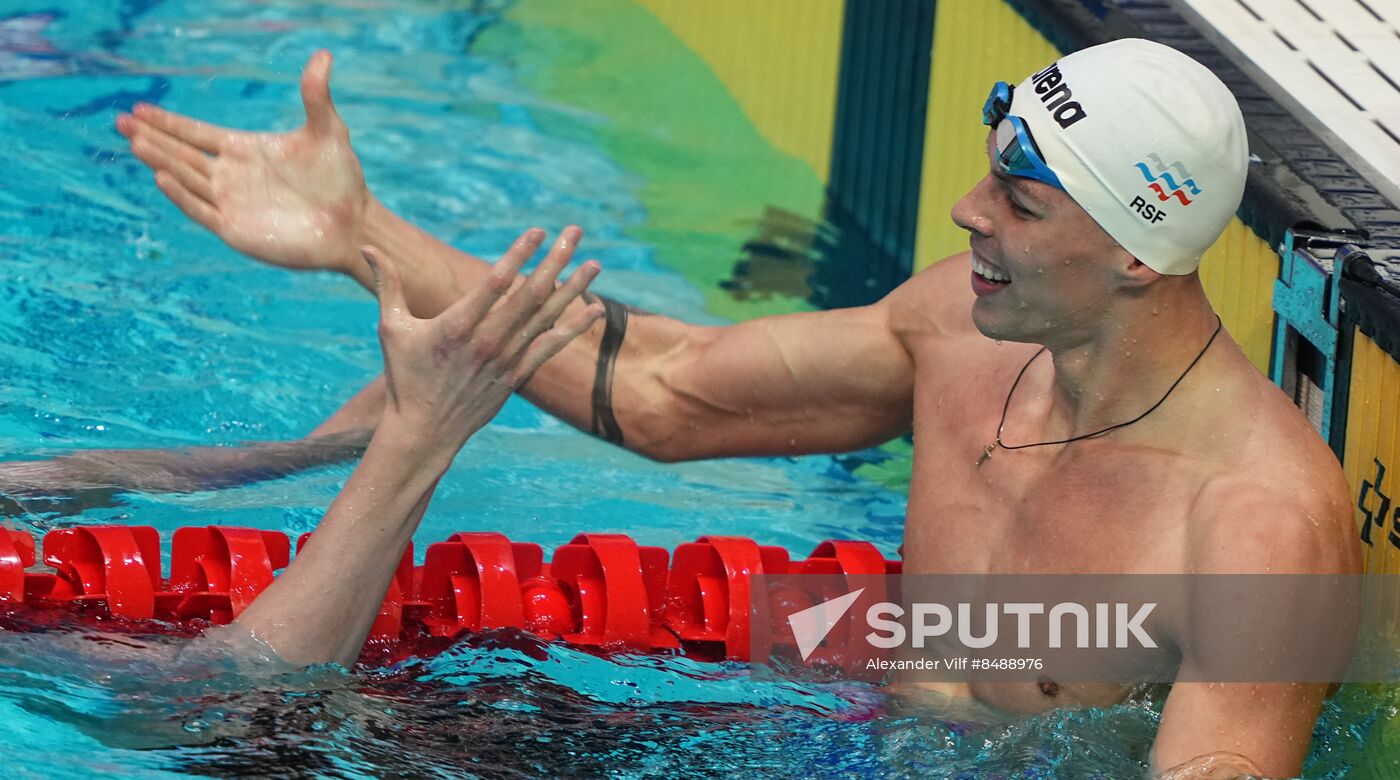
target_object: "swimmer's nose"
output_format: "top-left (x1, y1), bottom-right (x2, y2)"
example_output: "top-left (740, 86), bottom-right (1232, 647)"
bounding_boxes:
top-left (951, 177), bottom-right (995, 238)
top-left (897, 544), bottom-right (905, 558)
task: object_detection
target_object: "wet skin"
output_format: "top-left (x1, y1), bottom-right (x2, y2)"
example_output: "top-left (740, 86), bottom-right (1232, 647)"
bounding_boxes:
top-left (116, 53), bottom-right (1361, 777)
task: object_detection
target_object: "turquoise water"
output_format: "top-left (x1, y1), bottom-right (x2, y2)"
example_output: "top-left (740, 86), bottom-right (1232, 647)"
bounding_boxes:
top-left (0, 2), bottom-right (1386, 777)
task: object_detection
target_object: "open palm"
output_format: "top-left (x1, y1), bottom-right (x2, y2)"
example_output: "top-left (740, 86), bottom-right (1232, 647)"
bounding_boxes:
top-left (116, 51), bottom-right (369, 273)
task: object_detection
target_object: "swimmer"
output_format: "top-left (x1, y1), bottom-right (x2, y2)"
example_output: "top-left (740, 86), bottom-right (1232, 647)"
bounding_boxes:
top-left (119, 40), bottom-right (1361, 778)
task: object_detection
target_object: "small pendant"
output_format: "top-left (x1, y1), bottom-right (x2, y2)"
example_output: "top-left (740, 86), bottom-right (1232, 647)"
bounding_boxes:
top-left (976, 443), bottom-right (996, 467)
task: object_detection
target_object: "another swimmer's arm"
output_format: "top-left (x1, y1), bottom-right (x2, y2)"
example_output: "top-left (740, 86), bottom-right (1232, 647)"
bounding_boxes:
top-left (225, 239), bottom-right (601, 667)
top-left (226, 420), bottom-right (441, 666)
top-left (1151, 489), bottom-right (1359, 778)
top-left (0, 433), bottom-right (367, 497)
top-left (0, 377), bottom-right (385, 505)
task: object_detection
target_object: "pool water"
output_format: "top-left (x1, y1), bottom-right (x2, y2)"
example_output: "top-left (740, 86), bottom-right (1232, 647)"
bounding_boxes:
top-left (0, 1), bottom-right (1389, 777)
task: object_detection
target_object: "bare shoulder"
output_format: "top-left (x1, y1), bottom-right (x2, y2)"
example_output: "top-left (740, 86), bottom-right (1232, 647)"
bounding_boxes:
top-left (1186, 371), bottom-right (1359, 575)
top-left (881, 251), bottom-right (981, 346)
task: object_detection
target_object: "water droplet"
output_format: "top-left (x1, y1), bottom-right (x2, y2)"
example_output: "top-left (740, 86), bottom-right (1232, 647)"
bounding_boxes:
top-left (183, 719), bottom-right (209, 733)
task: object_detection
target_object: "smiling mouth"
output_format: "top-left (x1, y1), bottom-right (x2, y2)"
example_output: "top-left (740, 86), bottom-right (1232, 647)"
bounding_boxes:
top-left (972, 254), bottom-right (1011, 285)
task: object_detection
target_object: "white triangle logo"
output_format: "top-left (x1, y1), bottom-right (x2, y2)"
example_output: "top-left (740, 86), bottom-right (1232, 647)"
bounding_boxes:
top-left (788, 588), bottom-right (865, 661)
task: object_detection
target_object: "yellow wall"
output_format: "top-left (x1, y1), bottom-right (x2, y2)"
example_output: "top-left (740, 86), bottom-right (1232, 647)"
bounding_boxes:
top-left (1344, 329), bottom-right (1400, 578)
top-left (915, 0), bottom-right (1060, 268)
top-left (634, 0), bottom-right (844, 183)
top-left (1196, 220), bottom-right (1279, 373)
top-left (1342, 329), bottom-right (1400, 716)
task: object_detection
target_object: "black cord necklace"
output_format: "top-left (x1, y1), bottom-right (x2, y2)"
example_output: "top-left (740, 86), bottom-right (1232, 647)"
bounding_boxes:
top-left (975, 315), bottom-right (1223, 467)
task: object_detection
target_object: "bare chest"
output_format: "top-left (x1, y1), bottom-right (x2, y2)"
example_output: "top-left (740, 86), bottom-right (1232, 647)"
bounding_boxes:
top-left (897, 376), bottom-right (1195, 712)
top-left (900, 367), bottom-right (1194, 576)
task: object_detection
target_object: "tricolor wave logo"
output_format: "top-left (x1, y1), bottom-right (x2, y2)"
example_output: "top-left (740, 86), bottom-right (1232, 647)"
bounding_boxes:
top-left (1135, 153), bottom-right (1201, 206)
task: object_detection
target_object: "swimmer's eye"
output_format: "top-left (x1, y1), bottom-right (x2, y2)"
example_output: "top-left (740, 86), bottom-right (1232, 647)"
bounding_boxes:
top-left (1010, 200), bottom-right (1036, 218)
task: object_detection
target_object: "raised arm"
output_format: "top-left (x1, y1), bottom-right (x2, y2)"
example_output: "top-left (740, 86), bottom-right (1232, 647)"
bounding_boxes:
top-left (227, 238), bottom-right (601, 666)
top-left (116, 51), bottom-right (917, 462)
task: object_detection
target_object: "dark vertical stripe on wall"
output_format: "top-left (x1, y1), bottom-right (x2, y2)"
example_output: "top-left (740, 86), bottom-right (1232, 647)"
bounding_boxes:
top-left (814, 0), bottom-right (936, 308)
top-left (1331, 304), bottom-right (1357, 460)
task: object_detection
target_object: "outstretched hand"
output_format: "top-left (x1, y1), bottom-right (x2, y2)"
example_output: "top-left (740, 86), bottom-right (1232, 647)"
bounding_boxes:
top-left (365, 229), bottom-right (604, 459)
top-left (116, 50), bottom-right (369, 273)
top-left (215, 231), bottom-right (601, 668)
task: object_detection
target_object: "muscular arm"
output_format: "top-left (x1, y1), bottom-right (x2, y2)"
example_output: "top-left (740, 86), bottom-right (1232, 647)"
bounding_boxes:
top-left (319, 210), bottom-right (921, 460)
top-left (1152, 483), bottom-right (1360, 778)
top-left (117, 53), bottom-right (919, 463)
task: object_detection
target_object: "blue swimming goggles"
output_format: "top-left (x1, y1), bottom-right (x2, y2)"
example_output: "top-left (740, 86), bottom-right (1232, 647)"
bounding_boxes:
top-left (981, 81), bottom-right (1065, 191)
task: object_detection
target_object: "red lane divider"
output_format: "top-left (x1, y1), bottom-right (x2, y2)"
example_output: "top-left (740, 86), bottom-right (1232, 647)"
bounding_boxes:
top-left (418, 532), bottom-right (542, 637)
top-left (664, 535), bottom-right (789, 660)
top-left (43, 526), bottom-right (161, 619)
top-left (0, 525), bottom-right (898, 663)
top-left (0, 528), bottom-right (35, 602)
top-left (551, 533), bottom-right (678, 652)
top-left (173, 527), bottom-right (290, 623)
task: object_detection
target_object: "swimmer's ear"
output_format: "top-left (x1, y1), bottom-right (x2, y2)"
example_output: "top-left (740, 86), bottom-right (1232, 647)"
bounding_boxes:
top-left (1117, 251), bottom-right (1162, 289)
top-left (301, 50), bottom-right (343, 137)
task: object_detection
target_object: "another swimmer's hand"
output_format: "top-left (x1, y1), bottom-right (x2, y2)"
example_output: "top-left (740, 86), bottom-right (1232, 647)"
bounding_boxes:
top-left (364, 230), bottom-right (604, 467)
top-left (115, 50), bottom-right (370, 274)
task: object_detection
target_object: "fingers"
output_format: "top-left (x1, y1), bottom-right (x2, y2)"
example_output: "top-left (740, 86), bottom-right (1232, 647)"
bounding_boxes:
top-left (526, 225), bottom-right (582, 290)
top-left (511, 225), bottom-right (583, 330)
top-left (128, 103), bottom-right (225, 155)
top-left (301, 50), bottom-right (342, 138)
top-left (467, 226), bottom-right (583, 350)
top-left (154, 171), bottom-right (221, 233)
top-left (134, 121), bottom-right (213, 176)
top-left (129, 126), bottom-right (215, 202)
top-left (511, 301), bottom-right (606, 388)
top-left (362, 246), bottom-right (410, 327)
top-left (114, 112), bottom-right (138, 139)
top-left (439, 228), bottom-right (545, 341)
top-left (502, 259), bottom-right (601, 365)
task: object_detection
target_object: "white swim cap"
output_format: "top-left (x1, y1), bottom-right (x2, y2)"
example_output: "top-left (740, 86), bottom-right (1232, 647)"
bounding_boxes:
top-left (1009, 39), bottom-right (1249, 275)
